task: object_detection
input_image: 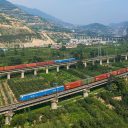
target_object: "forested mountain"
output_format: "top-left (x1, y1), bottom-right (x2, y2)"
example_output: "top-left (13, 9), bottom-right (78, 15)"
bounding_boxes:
top-left (110, 22), bottom-right (128, 37)
top-left (76, 22), bottom-right (128, 37)
top-left (76, 23), bottom-right (112, 36)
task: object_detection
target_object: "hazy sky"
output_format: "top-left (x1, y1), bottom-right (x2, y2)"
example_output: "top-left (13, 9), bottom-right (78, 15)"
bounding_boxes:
top-left (8, 0), bottom-right (128, 25)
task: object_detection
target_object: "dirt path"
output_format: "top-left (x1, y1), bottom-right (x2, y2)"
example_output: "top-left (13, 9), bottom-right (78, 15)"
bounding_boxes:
top-left (94, 96), bottom-right (114, 110)
top-left (0, 91), bottom-right (4, 106)
top-left (0, 83), bottom-right (8, 105)
top-left (3, 81), bottom-right (18, 104)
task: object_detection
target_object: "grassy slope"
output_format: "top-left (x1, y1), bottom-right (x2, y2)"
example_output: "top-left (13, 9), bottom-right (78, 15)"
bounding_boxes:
top-left (14, 96), bottom-right (128, 128)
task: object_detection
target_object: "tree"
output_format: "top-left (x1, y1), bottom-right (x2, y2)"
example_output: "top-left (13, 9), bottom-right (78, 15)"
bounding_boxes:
top-left (0, 49), bottom-right (5, 57)
top-left (8, 56), bottom-right (22, 65)
top-left (27, 112), bottom-right (39, 125)
top-left (60, 45), bottom-right (66, 51)
top-left (32, 56), bottom-right (42, 62)
top-left (11, 115), bottom-right (26, 128)
top-left (115, 78), bottom-right (127, 94)
top-left (0, 115), bottom-right (4, 128)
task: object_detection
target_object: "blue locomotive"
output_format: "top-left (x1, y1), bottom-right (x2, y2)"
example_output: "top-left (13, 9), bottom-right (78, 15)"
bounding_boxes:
top-left (54, 58), bottom-right (76, 63)
top-left (19, 86), bottom-right (64, 101)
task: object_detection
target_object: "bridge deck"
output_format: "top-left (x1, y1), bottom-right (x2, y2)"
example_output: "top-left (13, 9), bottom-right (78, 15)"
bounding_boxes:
top-left (0, 61), bottom-right (78, 75)
top-left (0, 72), bottom-right (127, 115)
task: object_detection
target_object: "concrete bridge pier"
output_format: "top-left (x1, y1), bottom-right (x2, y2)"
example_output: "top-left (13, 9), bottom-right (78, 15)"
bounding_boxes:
top-left (57, 66), bottom-right (59, 72)
top-left (125, 55), bottom-right (128, 61)
top-left (34, 69), bottom-right (38, 76)
top-left (51, 99), bottom-right (58, 110)
top-left (100, 60), bottom-right (103, 65)
top-left (83, 89), bottom-right (90, 98)
top-left (7, 73), bottom-right (11, 80)
top-left (46, 67), bottom-right (49, 74)
top-left (125, 77), bottom-right (128, 81)
top-left (107, 58), bottom-right (110, 64)
top-left (113, 58), bottom-right (116, 63)
top-left (124, 75), bottom-right (128, 81)
top-left (92, 61), bottom-right (95, 65)
top-left (84, 62), bottom-right (87, 67)
top-left (21, 71), bottom-right (25, 79)
top-left (67, 64), bottom-right (70, 70)
top-left (5, 111), bottom-right (14, 125)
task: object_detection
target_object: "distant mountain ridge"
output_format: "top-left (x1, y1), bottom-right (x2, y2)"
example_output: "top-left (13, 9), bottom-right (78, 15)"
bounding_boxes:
top-left (109, 22), bottom-right (128, 37)
top-left (0, 0), bottom-right (128, 39)
top-left (14, 4), bottom-right (128, 37)
top-left (16, 5), bottom-right (75, 29)
top-left (76, 22), bottom-right (128, 37)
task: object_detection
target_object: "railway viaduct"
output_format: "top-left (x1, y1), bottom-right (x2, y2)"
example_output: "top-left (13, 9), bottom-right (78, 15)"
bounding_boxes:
top-left (83, 54), bottom-right (128, 67)
top-left (0, 53), bottom-right (128, 80)
top-left (0, 53), bottom-right (128, 125)
top-left (0, 72), bottom-right (128, 125)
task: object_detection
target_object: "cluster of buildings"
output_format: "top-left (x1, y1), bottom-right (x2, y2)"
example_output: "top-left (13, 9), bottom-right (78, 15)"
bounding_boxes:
top-left (62, 37), bottom-right (107, 49)
top-left (51, 36), bottom-right (115, 49)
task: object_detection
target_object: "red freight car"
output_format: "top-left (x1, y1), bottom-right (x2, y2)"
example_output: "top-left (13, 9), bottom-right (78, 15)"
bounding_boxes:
top-left (95, 73), bottom-right (110, 81)
top-left (14, 64), bottom-right (27, 70)
top-left (4, 66), bottom-right (15, 71)
top-left (46, 61), bottom-right (55, 65)
top-left (0, 67), bottom-right (4, 71)
top-left (64, 80), bottom-right (82, 90)
top-left (26, 63), bottom-right (37, 68)
top-left (110, 70), bottom-right (118, 76)
top-left (36, 61), bottom-right (54, 66)
top-left (117, 68), bottom-right (127, 75)
top-left (36, 62), bottom-right (46, 66)
top-left (126, 67), bottom-right (128, 72)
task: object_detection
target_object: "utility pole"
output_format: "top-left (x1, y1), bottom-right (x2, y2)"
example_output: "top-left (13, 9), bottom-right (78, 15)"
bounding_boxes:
top-left (53, 82), bottom-right (58, 102)
top-left (98, 42), bottom-right (102, 57)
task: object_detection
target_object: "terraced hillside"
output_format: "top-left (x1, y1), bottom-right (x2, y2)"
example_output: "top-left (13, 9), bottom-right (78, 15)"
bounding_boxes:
top-left (0, 81), bottom-right (17, 106)
top-left (0, 0), bottom-right (60, 47)
top-left (0, 13), bottom-right (35, 35)
top-left (0, 0), bottom-right (54, 30)
top-left (0, 13), bottom-right (42, 47)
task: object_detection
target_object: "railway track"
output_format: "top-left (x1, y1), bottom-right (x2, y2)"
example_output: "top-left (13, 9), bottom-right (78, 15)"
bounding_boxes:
top-left (0, 72), bottom-right (125, 115)
top-left (0, 72), bottom-right (127, 115)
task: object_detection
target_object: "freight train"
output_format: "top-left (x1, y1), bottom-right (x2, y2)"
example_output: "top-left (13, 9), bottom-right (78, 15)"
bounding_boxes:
top-left (19, 67), bottom-right (128, 101)
top-left (0, 58), bottom-right (77, 71)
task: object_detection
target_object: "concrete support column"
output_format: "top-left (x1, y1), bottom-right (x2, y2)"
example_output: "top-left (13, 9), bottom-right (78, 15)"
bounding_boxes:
top-left (84, 62), bottom-right (87, 67)
top-left (7, 73), bottom-right (11, 80)
top-left (21, 71), bottom-right (25, 79)
top-left (107, 58), bottom-right (110, 64)
top-left (51, 99), bottom-right (58, 110)
top-left (5, 111), bottom-right (14, 125)
top-left (113, 58), bottom-right (116, 63)
top-left (67, 64), bottom-right (70, 70)
top-left (83, 89), bottom-right (90, 98)
top-left (92, 61), bottom-right (95, 65)
top-left (125, 56), bottom-right (128, 61)
top-left (100, 60), bottom-right (103, 65)
top-left (46, 67), bottom-right (49, 74)
top-left (57, 66), bottom-right (59, 72)
top-left (34, 69), bottom-right (37, 76)
top-left (125, 77), bottom-right (128, 81)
